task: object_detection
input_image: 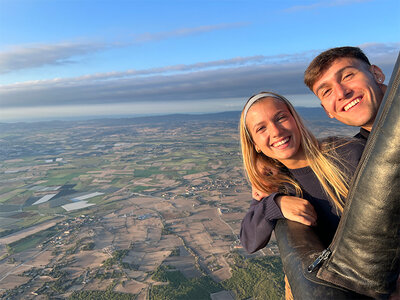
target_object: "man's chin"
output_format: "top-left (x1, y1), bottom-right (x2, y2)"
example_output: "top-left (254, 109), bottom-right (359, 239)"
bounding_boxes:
top-left (336, 117), bottom-right (367, 128)
top-left (335, 112), bottom-right (372, 127)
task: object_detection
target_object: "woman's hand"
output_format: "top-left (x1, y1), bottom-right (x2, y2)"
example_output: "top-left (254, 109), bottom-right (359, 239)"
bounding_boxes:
top-left (275, 195), bottom-right (317, 226)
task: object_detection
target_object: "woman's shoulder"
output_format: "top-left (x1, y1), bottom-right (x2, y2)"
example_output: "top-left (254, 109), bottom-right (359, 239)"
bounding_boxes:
top-left (320, 136), bottom-right (366, 152)
top-left (319, 136), bottom-right (366, 163)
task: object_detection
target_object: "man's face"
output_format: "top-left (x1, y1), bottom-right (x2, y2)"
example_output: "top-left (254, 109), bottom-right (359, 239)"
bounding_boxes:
top-left (312, 57), bottom-right (385, 131)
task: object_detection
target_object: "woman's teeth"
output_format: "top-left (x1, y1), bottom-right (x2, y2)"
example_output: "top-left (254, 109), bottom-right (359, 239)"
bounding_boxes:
top-left (344, 98), bottom-right (360, 111)
top-left (273, 137), bottom-right (289, 147)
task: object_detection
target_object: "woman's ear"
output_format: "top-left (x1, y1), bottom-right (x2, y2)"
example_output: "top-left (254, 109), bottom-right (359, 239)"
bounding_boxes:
top-left (255, 145), bottom-right (261, 153)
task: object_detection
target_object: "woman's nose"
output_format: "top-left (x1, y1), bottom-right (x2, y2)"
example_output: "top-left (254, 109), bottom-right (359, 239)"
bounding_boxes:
top-left (269, 123), bottom-right (283, 137)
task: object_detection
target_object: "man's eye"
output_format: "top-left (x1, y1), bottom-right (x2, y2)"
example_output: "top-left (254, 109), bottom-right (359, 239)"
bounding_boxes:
top-left (343, 73), bottom-right (354, 80)
top-left (322, 89), bottom-right (331, 97)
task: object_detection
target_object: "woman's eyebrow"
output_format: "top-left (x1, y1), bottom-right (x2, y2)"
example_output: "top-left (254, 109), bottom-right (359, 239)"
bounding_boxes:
top-left (252, 121), bottom-right (265, 130)
top-left (251, 110), bottom-right (285, 130)
top-left (273, 110), bottom-right (286, 118)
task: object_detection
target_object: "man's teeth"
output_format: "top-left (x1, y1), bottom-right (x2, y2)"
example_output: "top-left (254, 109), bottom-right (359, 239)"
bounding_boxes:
top-left (344, 99), bottom-right (360, 111)
top-left (273, 137), bottom-right (289, 147)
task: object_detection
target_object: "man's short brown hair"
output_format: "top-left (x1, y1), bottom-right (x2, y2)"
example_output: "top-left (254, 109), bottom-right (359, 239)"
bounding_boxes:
top-left (304, 46), bottom-right (371, 91)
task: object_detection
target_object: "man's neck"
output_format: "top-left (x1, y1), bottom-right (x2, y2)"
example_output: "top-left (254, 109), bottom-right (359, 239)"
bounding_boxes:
top-left (361, 125), bottom-right (372, 132)
top-left (356, 127), bottom-right (370, 140)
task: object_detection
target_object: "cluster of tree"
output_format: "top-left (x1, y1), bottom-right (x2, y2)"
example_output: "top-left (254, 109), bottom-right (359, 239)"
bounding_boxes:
top-left (36, 274), bottom-right (71, 296)
top-left (150, 253), bottom-right (284, 300)
top-left (66, 237), bottom-right (94, 254)
top-left (169, 247), bottom-right (180, 257)
top-left (95, 269), bottom-right (123, 279)
top-left (222, 252), bottom-right (284, 299)
top-left (102, 249), bottom-right (129, 268)
top-left (120, 262), bottom-right (139, 270)
top-left (150, 265), bottom-right (222, 300)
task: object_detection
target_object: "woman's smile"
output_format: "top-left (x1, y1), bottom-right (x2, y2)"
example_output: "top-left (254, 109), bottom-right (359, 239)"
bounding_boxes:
top-left (271, 136), bottom-right (290, 148)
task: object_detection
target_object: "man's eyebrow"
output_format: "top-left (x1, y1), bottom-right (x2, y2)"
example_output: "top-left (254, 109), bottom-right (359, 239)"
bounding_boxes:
top-left (315, 82), bottom-right (329, 96)
top-left (315, 65), bottom-right (357, 95)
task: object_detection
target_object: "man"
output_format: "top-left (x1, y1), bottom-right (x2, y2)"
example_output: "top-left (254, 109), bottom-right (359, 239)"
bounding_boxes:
top-left (304, 46), bottom-right (399, 299)
top-left (241, 47), bottom-right (388, 254)
top-left (304, 46), bottom-right (387, 139)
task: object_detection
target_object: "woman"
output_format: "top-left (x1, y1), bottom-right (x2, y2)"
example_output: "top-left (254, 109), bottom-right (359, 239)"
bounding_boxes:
top-left (239, 92), bottom-right (365, 254)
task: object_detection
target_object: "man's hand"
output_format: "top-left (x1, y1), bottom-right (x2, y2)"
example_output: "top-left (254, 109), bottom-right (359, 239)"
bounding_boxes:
top-left (275, 195), bottom-right (317, 226)
top-left (252, 186), bottom-right (269, 201)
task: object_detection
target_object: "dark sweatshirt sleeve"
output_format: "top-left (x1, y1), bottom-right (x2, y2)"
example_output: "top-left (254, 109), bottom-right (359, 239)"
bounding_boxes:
top-left (240, 192), bottom-right (284, 253)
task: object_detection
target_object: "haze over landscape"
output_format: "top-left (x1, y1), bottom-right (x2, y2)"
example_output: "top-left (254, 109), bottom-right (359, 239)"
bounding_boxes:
top-left (0, 110), bottom-right (361, 299)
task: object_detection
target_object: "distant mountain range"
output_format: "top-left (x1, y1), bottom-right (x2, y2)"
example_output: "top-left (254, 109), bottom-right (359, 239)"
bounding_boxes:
top-left (0, 106), bottom-right (342, 128)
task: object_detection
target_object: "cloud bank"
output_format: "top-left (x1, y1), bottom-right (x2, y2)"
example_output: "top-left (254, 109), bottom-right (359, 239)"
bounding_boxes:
top-left (1, 42), bottom-right (398, 111)
top-left (0, 56), bottom-right (310, 108)
top-left (0, 42), bottom-right (398, 122)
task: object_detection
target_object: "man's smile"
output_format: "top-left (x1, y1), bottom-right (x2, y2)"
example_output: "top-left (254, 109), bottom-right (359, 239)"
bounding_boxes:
top-left (343, 97), bottom-right (362, 111)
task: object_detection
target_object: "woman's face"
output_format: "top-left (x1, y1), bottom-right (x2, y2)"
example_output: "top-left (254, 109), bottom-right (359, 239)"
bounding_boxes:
top-left (246, 97), bottom-right (306, 168)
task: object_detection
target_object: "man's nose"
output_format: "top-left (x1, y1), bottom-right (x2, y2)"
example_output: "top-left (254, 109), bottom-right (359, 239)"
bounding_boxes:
top-left (334, 83), bottom-right (351, 100)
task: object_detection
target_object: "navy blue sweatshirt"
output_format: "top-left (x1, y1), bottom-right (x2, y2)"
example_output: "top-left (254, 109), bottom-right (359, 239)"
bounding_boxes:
top-left (240, 138), bottom-right (366, 253)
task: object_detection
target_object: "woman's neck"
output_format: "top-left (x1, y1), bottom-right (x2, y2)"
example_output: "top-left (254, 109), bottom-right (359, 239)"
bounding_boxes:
top-left (280, 148), bottom-right (309, 169)
top-left (282, 158), bottom-right (309, 169)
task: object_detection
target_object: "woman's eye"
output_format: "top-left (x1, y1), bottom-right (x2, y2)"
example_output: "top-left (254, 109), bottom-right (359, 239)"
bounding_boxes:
top-left (277, 115), bottom-right (287, 122)
top-left (280, 116), bottom-right (287, 121)
top-left (256, 126), bottom-right (265, 133)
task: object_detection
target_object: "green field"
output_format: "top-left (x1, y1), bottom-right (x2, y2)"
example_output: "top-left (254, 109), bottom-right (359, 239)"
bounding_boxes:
top-left (8, 226), bottom-right (58, 253)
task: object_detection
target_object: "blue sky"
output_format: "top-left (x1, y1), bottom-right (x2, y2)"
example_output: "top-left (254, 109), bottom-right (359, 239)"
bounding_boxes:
top-left (0, 0), bottom-right (399, 122)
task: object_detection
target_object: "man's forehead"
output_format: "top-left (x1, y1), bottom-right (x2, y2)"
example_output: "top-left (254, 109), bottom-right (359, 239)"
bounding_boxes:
top-left (313, 57), bottom-right (366, 91)
top-left (322, 57), bottom-right (360, 75)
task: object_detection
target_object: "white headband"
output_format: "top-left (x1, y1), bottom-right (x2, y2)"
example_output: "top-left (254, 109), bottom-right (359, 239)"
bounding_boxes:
top-left (243, 92), bottom-right (283, 140)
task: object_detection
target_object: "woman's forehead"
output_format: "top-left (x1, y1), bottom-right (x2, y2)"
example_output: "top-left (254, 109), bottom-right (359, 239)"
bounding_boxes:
top-left (249, 97), bottom-right (288, 113)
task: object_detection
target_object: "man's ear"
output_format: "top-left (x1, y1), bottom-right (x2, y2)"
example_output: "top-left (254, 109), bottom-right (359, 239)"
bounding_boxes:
top-left (321, 103), bottom-right (334, 119)
top-left (370, 65), bottom-right (385, 84)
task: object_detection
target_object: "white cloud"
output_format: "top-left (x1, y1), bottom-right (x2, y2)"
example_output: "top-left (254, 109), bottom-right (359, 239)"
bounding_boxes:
top-left (0, 42), bottom-right (107, 74)
top-left (132, 23), bottom-right (247, 44)
top-left (284, 0), bottom-right (372, 12)
top-left (0, 23), bottom-right (247, 74)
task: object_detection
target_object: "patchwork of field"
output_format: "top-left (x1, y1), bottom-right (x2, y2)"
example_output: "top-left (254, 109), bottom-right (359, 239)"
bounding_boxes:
top-left (0, 112), bottom-right (357, 299)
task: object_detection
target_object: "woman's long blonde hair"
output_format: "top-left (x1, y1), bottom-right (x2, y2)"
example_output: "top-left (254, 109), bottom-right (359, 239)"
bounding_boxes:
top-left (240, 92), bottom-right (350, 213)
